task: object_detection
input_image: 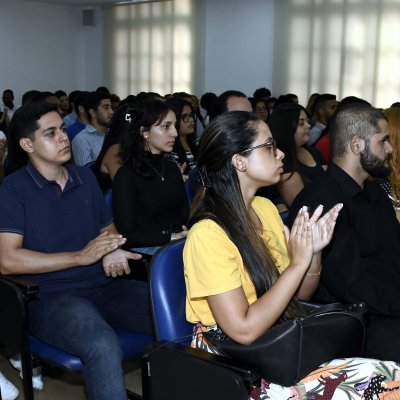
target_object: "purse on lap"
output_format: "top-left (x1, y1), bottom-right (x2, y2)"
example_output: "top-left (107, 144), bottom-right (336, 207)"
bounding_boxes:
top-left (203, 302), bottom-right (366, 387)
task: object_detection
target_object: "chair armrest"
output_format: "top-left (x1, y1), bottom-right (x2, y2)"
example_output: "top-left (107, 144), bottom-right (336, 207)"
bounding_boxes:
top-left (142, 342), bottom-right (261, 400)
top-left (0, 275), bottom-right (39, 301)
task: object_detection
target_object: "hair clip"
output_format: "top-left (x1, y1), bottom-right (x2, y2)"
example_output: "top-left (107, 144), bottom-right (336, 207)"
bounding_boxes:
top-left (198, 168), bottom-right (212, 189)
top-left (125, 113), bottom-right (132, 123)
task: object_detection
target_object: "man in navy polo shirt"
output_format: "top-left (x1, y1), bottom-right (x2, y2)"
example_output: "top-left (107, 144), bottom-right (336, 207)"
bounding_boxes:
top-left (0, 102), bottom-right (153, 400)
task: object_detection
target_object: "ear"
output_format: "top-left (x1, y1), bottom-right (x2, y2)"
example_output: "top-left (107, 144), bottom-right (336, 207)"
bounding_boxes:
top-left (89, 108), bottom-right (97, 120)
top-left (140, 127), bottom-right (150, 139)
top-left (231, 153), bottom-right (247, 172)
top-left (349, 135), bottom-right (365, 155)
top-left (19, 138), bottom-right (34, 153)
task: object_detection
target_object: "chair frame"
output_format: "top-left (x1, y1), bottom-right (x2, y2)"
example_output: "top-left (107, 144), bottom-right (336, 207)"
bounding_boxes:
top-left (143, 239), bottom-right (261, 400)
top-left (0, 275), bottom-right (152, 400)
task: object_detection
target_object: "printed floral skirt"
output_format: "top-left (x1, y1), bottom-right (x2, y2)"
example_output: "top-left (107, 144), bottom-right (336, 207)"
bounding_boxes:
top-left (192, 324), bottom-right (400, 399)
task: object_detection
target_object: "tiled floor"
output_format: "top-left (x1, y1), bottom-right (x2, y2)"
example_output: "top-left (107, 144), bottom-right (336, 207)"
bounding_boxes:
top-left (0, 353), bottom-right (142, 399)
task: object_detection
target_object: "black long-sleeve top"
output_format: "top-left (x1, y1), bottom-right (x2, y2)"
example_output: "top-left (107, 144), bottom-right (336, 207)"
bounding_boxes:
top-left (113, 153), bottom-right (189, 248)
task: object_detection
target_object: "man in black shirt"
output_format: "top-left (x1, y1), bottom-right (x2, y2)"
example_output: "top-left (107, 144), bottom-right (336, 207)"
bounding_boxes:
top-left (290, 103), bottom-right (400, 361)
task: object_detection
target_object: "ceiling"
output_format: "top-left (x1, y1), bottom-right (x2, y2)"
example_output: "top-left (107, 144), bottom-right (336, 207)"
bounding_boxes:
top-left (23, 0), bottom-right (155, 6)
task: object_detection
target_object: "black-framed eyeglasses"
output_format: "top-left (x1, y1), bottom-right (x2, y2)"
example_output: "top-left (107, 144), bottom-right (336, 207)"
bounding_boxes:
top-left (182, 113), bottom-right (196, 123)
top-left (241, 138), bottom-right (277, 157)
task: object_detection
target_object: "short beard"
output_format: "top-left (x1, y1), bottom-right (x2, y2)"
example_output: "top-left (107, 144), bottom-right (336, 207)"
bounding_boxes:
top-left (360, 149), bottom-right (391, 178)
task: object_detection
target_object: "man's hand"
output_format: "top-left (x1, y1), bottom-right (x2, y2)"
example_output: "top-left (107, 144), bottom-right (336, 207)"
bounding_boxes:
top-left (77, 231), bottom-right (127, 266)
top-left (103, 249), bottom-right (142, 277)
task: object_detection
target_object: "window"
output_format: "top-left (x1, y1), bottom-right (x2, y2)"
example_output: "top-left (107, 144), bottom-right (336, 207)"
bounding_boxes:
top-left (274, 0), bottom-right (400, 107)
top-left (103, 0), bottom-right (202, 98)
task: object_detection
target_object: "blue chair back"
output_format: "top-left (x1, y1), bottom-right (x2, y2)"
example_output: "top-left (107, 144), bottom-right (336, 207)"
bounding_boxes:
top-left (149, 239), bottom-right (193, 343)
top-left (104, 189), bottom-right (113, 216)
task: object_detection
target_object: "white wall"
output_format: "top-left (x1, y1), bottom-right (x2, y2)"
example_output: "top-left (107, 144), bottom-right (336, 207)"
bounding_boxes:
top-left (0, 0), bottom-right (103, 105)
top-left (202, 0), bottom-right (275, 97)
top-left (0, 0), bottom-right (275, 103)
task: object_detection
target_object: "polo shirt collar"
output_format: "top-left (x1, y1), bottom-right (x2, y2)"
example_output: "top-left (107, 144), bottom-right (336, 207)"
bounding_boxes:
top-left (26, 160), bottom-right (83, 191)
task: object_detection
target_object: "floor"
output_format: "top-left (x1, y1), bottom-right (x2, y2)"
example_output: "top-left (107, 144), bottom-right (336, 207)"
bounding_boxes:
top-left (0, 353), bottom-right (143, 399)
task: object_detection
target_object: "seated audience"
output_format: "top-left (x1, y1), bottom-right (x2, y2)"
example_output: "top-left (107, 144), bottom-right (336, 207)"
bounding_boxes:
top-left (113, 99), bottom-right (189, 256)
top-left (268, 103), bottom-right (326, 207)
top-left (92, 102), bottom-right (132, 192)
top-left (375, 106), bottom-right (400, 220)
top-left (0, 102), bottom-right (153, 400)
top-left (314, 96), bottom-right (371, 165)
top-left (183, 110), bottom-right (400, 399)
top-left (55, 90), bottom-right (70, 117)
top-left (72, 91), bottom-right (113, 166)
top-left (250, 97), bottom-right (269, 122)
top-left (167, 97), bottom-right (198, 175)
top-left (307, 93), bottom-right (337, 145)
top-left (209, 90), bottom-right (252, 120)
top-left (290, 103), bottom-right (400, 361)
top-left (66, 91), bottom-right (89, 143)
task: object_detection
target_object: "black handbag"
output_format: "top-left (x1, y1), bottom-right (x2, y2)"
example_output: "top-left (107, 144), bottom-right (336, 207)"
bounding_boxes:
top-left (203, 302), bottom-right (366, 387)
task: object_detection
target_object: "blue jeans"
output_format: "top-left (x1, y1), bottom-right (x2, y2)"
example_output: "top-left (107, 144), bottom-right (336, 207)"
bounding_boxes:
top-left (28, 279), bottom-right (153, 400)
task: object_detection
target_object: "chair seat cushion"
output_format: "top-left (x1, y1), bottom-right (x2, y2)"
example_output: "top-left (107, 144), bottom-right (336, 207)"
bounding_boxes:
top-left (29, 329), bottom-right (154, 371)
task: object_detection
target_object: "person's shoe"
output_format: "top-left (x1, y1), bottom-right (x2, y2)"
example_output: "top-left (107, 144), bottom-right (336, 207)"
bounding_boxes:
top-left (9, 355), bottom-right (44, 391)
top-left (0, 372), bottom-right (19, 400)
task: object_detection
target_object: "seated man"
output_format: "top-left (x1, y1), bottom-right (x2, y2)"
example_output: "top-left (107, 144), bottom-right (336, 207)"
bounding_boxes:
top-left (289, 103), bottom-right (400, 361)
top-left (0, 102), bottom-right (153, 400)
top-left (72, 91), bottom-right (113, 166)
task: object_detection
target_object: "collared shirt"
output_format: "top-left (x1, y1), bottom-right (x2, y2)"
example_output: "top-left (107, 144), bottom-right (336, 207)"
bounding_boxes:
top-left (63, 111), bottom-right (78, 128)
top-left (0, 161), bottom-right (112, 293)
top-left (289, 163), bottom-right (400, 317)
top-left (71, 124), bottom-right (105, 166)
top-left (307, 121), bottom-right (326, 146)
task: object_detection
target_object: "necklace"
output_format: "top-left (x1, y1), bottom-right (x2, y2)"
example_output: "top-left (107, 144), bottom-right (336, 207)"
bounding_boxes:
top-left (149, 158), bottom-right (165, 181)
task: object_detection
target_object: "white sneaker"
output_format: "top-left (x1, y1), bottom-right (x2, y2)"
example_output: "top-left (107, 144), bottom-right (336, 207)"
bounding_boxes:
top-left (0, 372), bottom-right (19, 400)
top-left (9, 354), bottom-right (44, 391)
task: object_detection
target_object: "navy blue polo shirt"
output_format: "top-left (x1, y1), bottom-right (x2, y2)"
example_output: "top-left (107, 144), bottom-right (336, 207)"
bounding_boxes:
top-left (0, 161), bottom-right (113, 293)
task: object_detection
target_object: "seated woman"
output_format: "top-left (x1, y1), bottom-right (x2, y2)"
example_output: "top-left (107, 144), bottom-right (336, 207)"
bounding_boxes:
top-left (268, 103), bottom-right (326, 206)
top-left (92, 103), bottom-right (133, 192)
top-left (113, 99), bottom-right (189, 256)
top-left (250, 97), bottom-right (270, 123)
top-left (376, 106), bottom-right (400, 221)
top-left (167, 97), bottom-right (198, 176)
top-left (183, 111), bottom-right (400, 399)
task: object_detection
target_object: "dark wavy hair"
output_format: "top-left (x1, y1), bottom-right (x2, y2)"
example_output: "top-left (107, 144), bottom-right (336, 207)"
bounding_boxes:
top-left (190, 111), bottom-right (303, 320)
top-left (268, 103), bottom-right (308, 183)
top-left (119, 99), bottom-right (174, 178)
top-left (166, 97), bottom-right (198, 172)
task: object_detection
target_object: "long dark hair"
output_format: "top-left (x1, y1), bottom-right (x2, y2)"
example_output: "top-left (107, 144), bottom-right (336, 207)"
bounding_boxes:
top-left (166, 97), bottom-right (198, 172)
top-left (190, 111), bottom-right (302, 320)
top-left (268, 103), bottom-right (308, 183)
top-left (119, 99), bottom-right (174, 178)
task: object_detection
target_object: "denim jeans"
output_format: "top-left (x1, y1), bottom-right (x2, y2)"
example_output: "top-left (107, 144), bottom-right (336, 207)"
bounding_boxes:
top-left (28, 278), bottom-right (153, 400)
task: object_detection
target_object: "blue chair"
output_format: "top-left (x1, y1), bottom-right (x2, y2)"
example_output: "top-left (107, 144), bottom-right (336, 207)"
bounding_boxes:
top-left (0, 276), bottom-right (154, 400)
top-left (144, 239), bottom-right (260, 400)
top-left (104, 189), bottom-right (113, 216)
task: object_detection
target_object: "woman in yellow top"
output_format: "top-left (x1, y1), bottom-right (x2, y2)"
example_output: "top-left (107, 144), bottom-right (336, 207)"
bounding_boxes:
top-left (183, 111), bottom-right (400, 399)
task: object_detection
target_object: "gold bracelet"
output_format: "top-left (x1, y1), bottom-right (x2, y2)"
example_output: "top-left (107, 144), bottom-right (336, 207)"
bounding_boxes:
top-left (306, 267), bottom-right (322, 277)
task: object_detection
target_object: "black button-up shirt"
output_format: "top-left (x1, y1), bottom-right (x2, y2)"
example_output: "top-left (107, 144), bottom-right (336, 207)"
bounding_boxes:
top-left (289, 163), bottom-right (400, 317)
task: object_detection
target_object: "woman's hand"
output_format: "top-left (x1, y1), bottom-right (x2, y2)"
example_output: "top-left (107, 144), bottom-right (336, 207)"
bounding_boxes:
top-left (174, 225), bottom-right (188, 240)
top-left (287, 207), bottom-right (313, 269)
top-left (309, 203), bottom-right (343, 253)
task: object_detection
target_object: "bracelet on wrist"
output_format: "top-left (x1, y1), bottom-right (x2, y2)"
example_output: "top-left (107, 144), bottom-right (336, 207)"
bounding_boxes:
top-left (306, 267), bottom-right (322, 277)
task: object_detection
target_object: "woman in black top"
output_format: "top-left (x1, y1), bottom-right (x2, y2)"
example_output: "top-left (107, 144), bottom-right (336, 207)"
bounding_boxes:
top-left (113, 99), bottom-right (189, 255)
top-left (166, 97), bottom-right (198, 176)
top-left (268, 103), bottom-right (326, 206)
